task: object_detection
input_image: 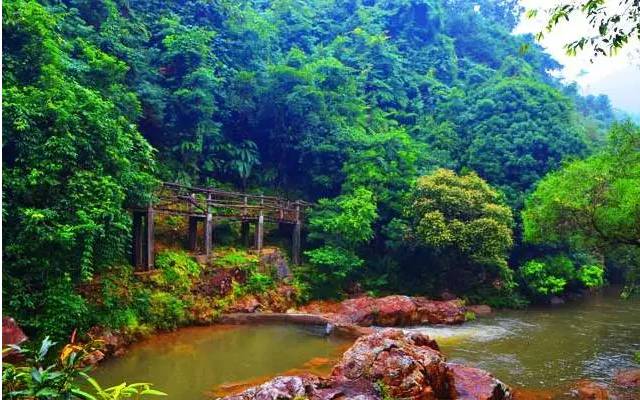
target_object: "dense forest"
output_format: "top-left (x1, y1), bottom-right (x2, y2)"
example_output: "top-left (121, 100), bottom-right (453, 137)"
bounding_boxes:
top-left (3, 0), bottom-right (639, 344)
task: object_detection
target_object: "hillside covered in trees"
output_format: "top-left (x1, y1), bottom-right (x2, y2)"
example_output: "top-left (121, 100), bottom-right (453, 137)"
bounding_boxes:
top-left (3, 0), bottom-right (638, 341)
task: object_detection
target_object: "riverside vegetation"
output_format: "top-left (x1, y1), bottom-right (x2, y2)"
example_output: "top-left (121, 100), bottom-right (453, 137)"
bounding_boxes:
top-left (3, 0), bottom-right (640, 398)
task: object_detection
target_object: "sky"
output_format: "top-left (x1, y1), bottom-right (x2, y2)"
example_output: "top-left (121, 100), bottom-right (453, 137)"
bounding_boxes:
top-left (514, 0), bottom-right (640, 113)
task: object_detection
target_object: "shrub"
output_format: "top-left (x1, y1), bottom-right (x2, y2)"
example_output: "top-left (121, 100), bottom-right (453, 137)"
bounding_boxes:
top-left (36, 275), bottom-right (90, 341)
top-left (143, 291), bottom-right (187, 330)
top-left (153, 250), bottom-right (201, 294)
top-left (214, 249), bottom-right (259, 270)
top-left (245, 272), bottom-right (275, 294)
top-left (577, 264), bottom-right (605, 288)
top-left (520, 260), bottom-right (568, 296)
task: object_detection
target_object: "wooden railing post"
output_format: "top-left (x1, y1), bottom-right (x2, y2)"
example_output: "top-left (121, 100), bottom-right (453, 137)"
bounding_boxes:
top-left (145, 205), bottom-right (155, 270)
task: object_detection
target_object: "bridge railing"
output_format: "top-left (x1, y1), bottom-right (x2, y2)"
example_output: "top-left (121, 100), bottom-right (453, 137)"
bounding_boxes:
top-left (131, 182), bottom-right (311, 270)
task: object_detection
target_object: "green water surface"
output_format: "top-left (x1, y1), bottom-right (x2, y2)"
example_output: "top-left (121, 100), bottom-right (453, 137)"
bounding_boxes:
top-left (411, 288), bottom-right (639, 391)
top-left (90, 324), bottom-right (348, 399)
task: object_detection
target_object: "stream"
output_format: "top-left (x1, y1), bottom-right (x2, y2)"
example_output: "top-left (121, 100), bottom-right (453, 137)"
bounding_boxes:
top-left (92, 288), bottom-right (639, 398)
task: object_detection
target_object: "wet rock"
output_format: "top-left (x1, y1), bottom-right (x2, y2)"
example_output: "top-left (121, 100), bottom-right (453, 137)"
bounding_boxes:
top-left (299, 295), bottom-right (467, 327)
top-left (219, 329), bottom-right (512, 400)
top-left (572, 380), bottom-right (609, 400)
top-left (467, 305), bottom-right (492, 316)
top-left (223, 375), bottom-right (318, 400)
top-left (331, 329), bottom-right (455, 399)
top-left (329, 323), bottom-right (375, 339)
top-left (614, 369), bottom-right (640, 388)
top-left (413, 297), bottom-right (467, 325)
top-left (448, 364), bottom-right (512, 400)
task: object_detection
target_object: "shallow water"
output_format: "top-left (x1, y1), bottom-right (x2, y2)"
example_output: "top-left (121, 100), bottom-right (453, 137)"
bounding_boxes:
top-left (407, 288), bottom-right (640, 391)
top-left (90, 324), bottom-right (348, 399)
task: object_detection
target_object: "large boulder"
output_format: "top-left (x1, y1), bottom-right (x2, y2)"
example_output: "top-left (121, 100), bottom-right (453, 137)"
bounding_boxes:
top-left (448, 364), bottom-right (511, 400)
top-left (331, 329), bottom-right (454, 400)
top-left (219, 329), bottom-right (512, 400)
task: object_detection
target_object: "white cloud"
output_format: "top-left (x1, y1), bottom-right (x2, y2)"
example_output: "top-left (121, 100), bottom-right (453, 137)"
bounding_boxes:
top-left (515, 0), bottom-right (640, 112)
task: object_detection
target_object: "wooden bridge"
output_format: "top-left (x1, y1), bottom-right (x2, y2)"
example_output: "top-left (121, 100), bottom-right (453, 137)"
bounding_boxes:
top-left (131, 182), bottom-right (311, 270)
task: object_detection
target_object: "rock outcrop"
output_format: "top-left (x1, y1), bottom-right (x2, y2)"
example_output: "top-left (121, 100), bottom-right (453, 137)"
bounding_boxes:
top-left (299, 295), bottom-right (468, 327)
top-left (221, 329), bottom-right (511, 400)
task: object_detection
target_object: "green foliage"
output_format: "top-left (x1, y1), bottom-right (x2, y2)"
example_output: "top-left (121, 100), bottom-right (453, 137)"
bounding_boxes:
top-left (520, 255), bottom-right (605, 297)
top-left (523, 122), bottom-right (640, 291)
top-left (245, 273), bottom-right (275, 295)
top-left (2, 337), bottom-right (165, 399)
top-left (577, 264), bottom-right (605, 288)
top-left (405, 169), bottom-right (515, 292)
top-left (531, 1), bottom-right (640, 57)
top-left (520, 259), bottom-right (571, 296)
top-left (141, 292), bottom-right (186, 331)
top-left (2, 0), bottom-right (625, 326)
top-left (152, 250), bottom-right (201, 294)
top-left (214, 249), bottom-right (259, 270)
top-left (305, 188), bottom-right (377, 296)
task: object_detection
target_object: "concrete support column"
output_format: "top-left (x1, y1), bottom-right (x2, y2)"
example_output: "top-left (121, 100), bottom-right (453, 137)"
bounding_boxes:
top-left (255, 211), bottom-right (264, 252)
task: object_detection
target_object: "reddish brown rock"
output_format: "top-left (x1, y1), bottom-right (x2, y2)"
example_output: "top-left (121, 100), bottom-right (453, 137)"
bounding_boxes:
top-left (413, 297), bottom-right (467, 325)
top-left (219, 329), bottom-right (512, 400)
top-left (573, 380), bottom-right (609, 400)
top-left (448, 364), bottom-right (511, 400)
top-left (299, 295), bottom-right (467, 327)
top-left (330, 323), bottom-right (375, 339)
top-left (223, 375), bottom-right (318, 400)
top-left (375, 295), bottom-right (418, 326)
top-left (614, 369), bottom-right (640, 388)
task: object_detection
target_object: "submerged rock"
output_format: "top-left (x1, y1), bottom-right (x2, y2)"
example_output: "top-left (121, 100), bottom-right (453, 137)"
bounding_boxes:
top-left (219, 329), bottom-right (512, 400)
top-left (299, 295), bottom-right (467, 327)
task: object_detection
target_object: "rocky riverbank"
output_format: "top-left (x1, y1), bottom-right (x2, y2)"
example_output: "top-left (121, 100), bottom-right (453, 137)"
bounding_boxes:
top-left (219, 329), bottom-right (511, 400)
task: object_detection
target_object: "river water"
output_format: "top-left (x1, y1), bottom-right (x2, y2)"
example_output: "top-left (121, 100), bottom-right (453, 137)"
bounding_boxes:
top-left (90, 324), bottom-right (349, 398)
top-left (408, 287), bottom-right (639, 391)
top-left (92, 289), bottom-right (638, 398)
